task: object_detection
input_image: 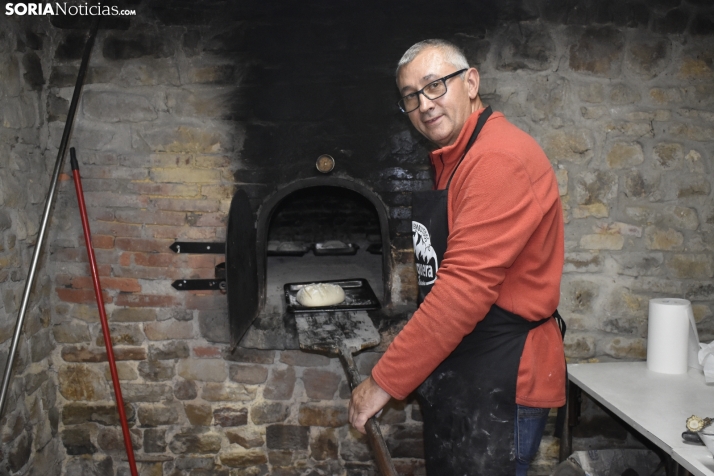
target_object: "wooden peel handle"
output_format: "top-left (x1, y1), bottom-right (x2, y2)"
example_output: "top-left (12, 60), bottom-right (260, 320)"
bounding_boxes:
top-left (339, 346), bottom-right (398, 476)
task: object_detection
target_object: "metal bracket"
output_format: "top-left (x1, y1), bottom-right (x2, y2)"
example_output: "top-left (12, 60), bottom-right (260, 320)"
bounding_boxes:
top-left (170, 244), bottom-right (227, 292)
top-left (170, 242), bottom-right (225, 254)
top-left (172, 279), bottom-right (225, 291)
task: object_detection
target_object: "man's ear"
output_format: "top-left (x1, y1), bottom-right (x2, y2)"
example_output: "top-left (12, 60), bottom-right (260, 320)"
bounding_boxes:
top-left (466, 68), bottom-right (480, 100)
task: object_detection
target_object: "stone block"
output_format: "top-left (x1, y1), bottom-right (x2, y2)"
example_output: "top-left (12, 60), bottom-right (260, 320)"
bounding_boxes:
top-left (278, 350), bottom-right (330, 367)
top-left (29, 328), bottom-right (53, 363)
top-left (302, 369), bottom-right (341, 400)
top-left (603, 336), bottom-right (647, 360)
top-left (266, 425), bottom-right (309, 450)
top-left (676, 177), bottom-right (711, 198)
top-left (220, 449), bottom-right (268, 467)
top-left (661, 206), bottom-right (699, 231)
top-left (496, 23), bottom-right (555, 72)
top-left (166, 87), bottom-right (233, 118)
top-left (185, 402), bottom-right (213, 426)
top-left (198, 310), bottom-right (231, 343)
top-left (96, 323), bottom-right (145, 346)
top-left (560, 278), bottom-right (600, 314)
top-left (2, 96), bottom-right (37, 129)
top-left (138, 360), bottom-right (175, 381)
top-left (103, 33), bottom-right (173, 60)
top-left (580, 234), bottom-right (624, 250)
top-left (144, 428), bottom-right (167, 453)
top-left (653, 142), bottom-right (684, 170)
top-left (169, 431), bottom-right (222, 454)
top-left (250, 402), bottom-right (290, 425)
top-left (145, 321), bottom-right (195, 341)
top-left (82, 91), bottom-right (158, 123)
top-left (263, 367), bottom-right (296, 400)
top-left (564, 252), bottom-right (603, 273)
top-left (149, 341), bottom-right (190, 360)
top-left (0, 55), bottom-right (21, 97)
top-left (268, 449), bottom-right (294, 466)
top-left (612, 252), bottom-right (664, 277)
top-left (52, 320), bottom-right (91, 344)
top-left (542, 128), bottom-right (594, 164)
top-left (62, 402), bottom-right (136, 426)
top-left (22, 51), bottom-right (44, 90)
top-left (120, 383), bottom-right (172, 403)
top-left (339, 432), bottom-right (371, 462)
top-left (626, 37), bottom-right (672, 78)
top-left (119, 58), bottom-right (180, 87)
top-left (606, 142), bottom-right (644, 168)
top-left (298, 403), bottom-right (348, 427)
top-left (214, 407), bottom-right (248, 427)
top-left (645, 226), bottom-right (684, 251)
top-left (62, 426), bottom-right (96, 455)
top-left (173, 379), bottom-right (197, 401)
top-left (96, 427), bottom-right (141, 452)
top-left (569, 27), bottom-right (624, 77)
top-left (623, 170), bottom-right (660, 199)
top-left (563, 333), bottom-right (597, 359)
top-left (226, 428), bottom-right (264, 449)
top-left (59, 365), bottom-right (110, 401)
top-left (666, 254), bottom-right (714, 279)
top-left (177, 358), bottom-right (226, 382)
top-left (609, 84), bottom-right (642, 104)
top-left (63, 455), bottom-right (114, 475)
top-left (201, 383), bottom-right (256, 402)
top-left (229, 364), bottom-right (269, 384)
top-left (174, 456), bottom-right (216, 470)
top-left (138, 404), bottom-right (180, 427)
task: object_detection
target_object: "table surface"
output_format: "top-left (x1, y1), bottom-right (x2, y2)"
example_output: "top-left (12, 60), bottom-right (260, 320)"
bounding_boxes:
top-left (568, 362), bottom-right (714, 476)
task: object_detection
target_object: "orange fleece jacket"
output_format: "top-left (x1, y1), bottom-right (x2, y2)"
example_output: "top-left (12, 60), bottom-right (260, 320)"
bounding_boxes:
top-left (372, 108), bottom-right (566, 407)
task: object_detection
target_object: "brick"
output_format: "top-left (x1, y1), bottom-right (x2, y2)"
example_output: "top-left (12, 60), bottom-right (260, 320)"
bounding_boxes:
top-left (114, 294), bottom-right (179, 308)
top-left (187, 254), bottom-right (218, 269)
top-left (82, 191), bottom-right (150, 208)
top-left (115, 237), bottom-right (174, 252)
top-left (194, 346), bottom-right (222, 358)
top-left (213, 407), bottom-right (248, 427)
top-left (56, 288), bottom-right (112, 304)
top-left (151, 198), bottom-right (220, 212)
top-left (150, 167), bottom-right (223, 183)
top-left (224, 348), bottom-right (275, 364)
top-left (298, 403), bottom-right (348, 427)
top-left (145, 225), bottom-right (218, 240)
top-left (177, 358), bottom-right (227, 382)
top-left (71, 276), bottom-right (141, 292)
top-left (90, 221), bottom-right (144, 238)
top-left (186, 294), bottom-right (226, 310)
top-left (144, 320), bottom-right (195, 340)
top-left (89, 234), bottom-right (114, 249)
top-left (185, 403), bottom-right (213, 426)
top-left (130, 252), bottom-right (176, 267)
top-left (128, 182), bottom-right (201, 197)
top-left (302, 369), bottom-right (341, 400)
top-left (186, 212), bottom-right (226, 227)
top-left (115, 209), bottom-right (186, 226)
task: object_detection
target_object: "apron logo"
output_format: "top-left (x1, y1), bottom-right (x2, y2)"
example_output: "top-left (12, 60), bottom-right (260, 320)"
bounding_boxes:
top-left (412, 221), bottom-right (438, 286)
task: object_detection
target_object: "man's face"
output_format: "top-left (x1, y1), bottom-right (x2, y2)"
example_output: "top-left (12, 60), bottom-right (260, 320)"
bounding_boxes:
top-left (397, 47), bottom-right (479, 148)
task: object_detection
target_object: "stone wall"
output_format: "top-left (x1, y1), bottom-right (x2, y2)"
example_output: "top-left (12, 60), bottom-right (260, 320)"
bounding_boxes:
top-left (0, 1), bottom-right (712, 475)
top-left (0, 16), bottom-right (63, 475)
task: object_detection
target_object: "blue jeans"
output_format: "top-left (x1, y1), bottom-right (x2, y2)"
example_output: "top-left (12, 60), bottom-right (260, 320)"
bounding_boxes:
top-left (515, 404), bottom-right (550, 476)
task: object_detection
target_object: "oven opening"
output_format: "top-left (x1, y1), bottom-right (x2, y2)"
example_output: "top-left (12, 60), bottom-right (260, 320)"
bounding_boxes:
top-left (234, 180), bottom-right (393, 350)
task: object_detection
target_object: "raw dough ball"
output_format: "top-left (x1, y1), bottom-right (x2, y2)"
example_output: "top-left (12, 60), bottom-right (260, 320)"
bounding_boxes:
top-left (296, 283), bottom-right (345, 307)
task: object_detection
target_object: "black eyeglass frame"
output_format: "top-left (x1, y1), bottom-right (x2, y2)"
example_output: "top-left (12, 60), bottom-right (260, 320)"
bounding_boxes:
top-left (396, 68), bottom-right (468, 114)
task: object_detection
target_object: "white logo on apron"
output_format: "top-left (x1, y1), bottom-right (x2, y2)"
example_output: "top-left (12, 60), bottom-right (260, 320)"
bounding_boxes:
top-left (412, 221), bottom-right (438, 286)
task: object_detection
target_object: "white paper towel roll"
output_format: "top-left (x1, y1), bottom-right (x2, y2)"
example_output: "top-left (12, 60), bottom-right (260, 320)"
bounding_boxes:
top-left (647, 298), bottom-right (693, 374)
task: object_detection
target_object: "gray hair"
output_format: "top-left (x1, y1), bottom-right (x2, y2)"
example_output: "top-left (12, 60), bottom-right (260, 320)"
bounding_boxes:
top-left (396, 39), bottom-right (470, 77)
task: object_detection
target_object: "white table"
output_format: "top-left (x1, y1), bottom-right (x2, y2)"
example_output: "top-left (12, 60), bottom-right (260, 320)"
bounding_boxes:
top-left (563, 362), bottom-right (714, 476)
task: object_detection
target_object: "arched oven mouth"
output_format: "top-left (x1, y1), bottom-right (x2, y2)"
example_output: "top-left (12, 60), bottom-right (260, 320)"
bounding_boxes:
top-left (226, 177), bottom-right (398, 350)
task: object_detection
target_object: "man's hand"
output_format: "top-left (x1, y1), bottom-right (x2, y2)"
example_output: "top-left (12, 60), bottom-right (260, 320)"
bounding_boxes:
top-left (348, 375), bottom-right (391, 434)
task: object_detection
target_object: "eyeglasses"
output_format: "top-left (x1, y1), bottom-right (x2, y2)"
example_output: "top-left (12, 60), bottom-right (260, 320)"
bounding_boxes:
top-left (397, 69), bottom-right (468, 114)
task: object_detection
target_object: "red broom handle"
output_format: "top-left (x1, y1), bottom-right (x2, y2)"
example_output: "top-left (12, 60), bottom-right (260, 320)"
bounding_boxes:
top-left (70, 148), bottom-right (138, 476)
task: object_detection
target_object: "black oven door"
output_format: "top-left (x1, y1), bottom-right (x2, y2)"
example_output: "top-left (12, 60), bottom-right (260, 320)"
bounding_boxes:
top-left (226, 189), bottom-right (260, 348)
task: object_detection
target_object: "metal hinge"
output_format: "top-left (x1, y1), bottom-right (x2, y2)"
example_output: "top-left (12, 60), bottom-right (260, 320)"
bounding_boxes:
top-left (170, 242), bottom-right (226, 291)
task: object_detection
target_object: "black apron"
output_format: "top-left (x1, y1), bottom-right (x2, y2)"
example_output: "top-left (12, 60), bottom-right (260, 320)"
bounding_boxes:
top-left (411, 107), bottom-right (550, 476)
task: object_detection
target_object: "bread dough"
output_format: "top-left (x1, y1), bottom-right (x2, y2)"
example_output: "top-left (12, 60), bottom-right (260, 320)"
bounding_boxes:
top-left (296, 283), bottom-right (346, 307)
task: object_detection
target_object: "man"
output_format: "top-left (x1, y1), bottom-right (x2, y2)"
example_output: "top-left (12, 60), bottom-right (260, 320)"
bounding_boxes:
top-left (348, 39), bottom-right (566, 475)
